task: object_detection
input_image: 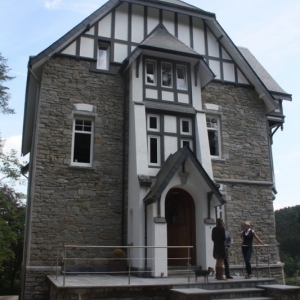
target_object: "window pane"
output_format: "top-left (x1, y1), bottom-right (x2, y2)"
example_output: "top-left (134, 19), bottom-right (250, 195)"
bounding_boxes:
top-left (182, 120), bottom-right (189, 133)
top-left (208, 129), bottom-right (219, 156)
top-left (177, 66), bottom-right (186, 89)
top-left (149, 116), bottom-right (157, 129)
top-left (206, 117), bottom-right (218, 129)
top-left (73, 133), bottom-right (91, 163)
top-left (75, 119), bottom-right (83, 131)
top-left (182, 140), bottom-right (190, 148)
top-left (150, 137), bottom-right (158, 164)
top-left (97, 47), bottom-right (108, 70)
top-left (146, 62), bottom-right (155, 84)
top-left (162, 62), bottom-right (172, 87)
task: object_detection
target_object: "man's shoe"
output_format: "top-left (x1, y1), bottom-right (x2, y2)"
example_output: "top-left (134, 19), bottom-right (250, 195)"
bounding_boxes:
top-left (226, 276), bottom-right (233, 279)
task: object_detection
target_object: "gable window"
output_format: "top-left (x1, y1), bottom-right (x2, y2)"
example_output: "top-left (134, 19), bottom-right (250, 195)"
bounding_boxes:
top-left (176, 66), bottom-right (187, 90)
top-left (161, 62), bottom-right (172, 87)
top-left (71, 118), bottom-right (94, 166)
top-left (206, 116), bottom-right (221, 157)
top-left (146, 61), bottom-right (156, 85)
top-left (97, 43), bottom-right (109, 70)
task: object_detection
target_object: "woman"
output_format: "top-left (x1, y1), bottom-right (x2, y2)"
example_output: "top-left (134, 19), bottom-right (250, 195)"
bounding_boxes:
top-left (212, 218), bottom-right (226, 280)
top-left (240, 221), bottom-right (266, 279)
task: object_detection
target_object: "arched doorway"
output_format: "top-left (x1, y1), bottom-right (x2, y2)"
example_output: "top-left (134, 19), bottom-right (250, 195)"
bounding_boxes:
top-left (165, 188), bottom-right (196, 266)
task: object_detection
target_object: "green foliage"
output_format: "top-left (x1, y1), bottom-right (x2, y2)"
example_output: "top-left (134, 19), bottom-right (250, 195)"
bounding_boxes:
top-left (0, 148), bottom-right (27, 187)
top-left (275, 206), bottom-right (300, 280)
top-left (0, 184), bottom-right (25, 294)
top-left (0, 53), bottom-right (15, 114)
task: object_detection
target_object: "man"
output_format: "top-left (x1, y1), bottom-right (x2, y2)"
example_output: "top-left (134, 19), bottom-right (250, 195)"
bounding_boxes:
top-left (223, 222), bottom-right (233, 279)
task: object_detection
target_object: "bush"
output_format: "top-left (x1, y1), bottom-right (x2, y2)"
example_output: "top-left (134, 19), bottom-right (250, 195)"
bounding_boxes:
top-left (112, 249), bottom-right (126, 259)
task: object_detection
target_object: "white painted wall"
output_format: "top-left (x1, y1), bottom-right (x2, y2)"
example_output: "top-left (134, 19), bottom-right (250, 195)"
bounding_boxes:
top-left (163, 10), bottom-right (175, 35)
top-left (192, 17), bottom-right (205, 55)
top-left (147, 7), bottom-right (159, 34)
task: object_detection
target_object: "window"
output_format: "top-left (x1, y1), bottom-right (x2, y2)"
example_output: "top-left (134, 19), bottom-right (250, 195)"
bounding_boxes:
top-left (146, 61), bottom-right (156, 85)
top-left (148, 135), bottom-right (161, 166)
top-left (97, 43), bottom-right (109, 70)
top-left (147, 114), bottom-right (160, 131)
top-left (71, 118), bottom-right (94, 166)
top-left (180, 118), bottom-right (192, 135)
top-left (176, 66), bottom-right (187, 90)
top-left (206, 116), bottom-right (220, 157)
top-left (161, 62), bottom-right (172, 87)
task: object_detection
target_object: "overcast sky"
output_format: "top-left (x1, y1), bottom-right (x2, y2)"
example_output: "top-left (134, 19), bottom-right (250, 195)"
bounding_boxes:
top-left (0, 0), bottom-right (299, 210)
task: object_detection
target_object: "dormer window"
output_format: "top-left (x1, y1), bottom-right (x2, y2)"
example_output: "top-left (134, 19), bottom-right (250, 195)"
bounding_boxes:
top-left (161, 62), bottom-right (172, 87)
top-left (97, 42), bottom-right (109, 70)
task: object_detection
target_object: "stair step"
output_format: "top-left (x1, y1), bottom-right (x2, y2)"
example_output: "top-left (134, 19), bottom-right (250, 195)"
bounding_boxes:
top-left (221, 298), bottom-right (275, 300)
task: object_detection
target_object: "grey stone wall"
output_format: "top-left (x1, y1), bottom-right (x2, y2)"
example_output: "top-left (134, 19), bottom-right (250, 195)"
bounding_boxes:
top-left (24, 56), bottom-right (128, 299)
top-left (202, 82), bottom-right (279, 264)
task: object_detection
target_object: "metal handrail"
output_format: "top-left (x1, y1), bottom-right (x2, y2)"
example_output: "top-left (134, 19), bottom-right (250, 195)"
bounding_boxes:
top-left (242, 244), bottom-right (270, 278)
top-left (57, 245), bottom-right (194, 286)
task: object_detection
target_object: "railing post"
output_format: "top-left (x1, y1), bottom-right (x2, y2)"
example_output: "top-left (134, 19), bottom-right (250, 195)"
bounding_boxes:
top-left (56, 245), bottom-right (58, 280)
top-left (187, 247), bottom-right (190, 284)
top-left (63, 245), bottom-right (66, 286)
top-left (128, 247), bottom-right (131, 285)
top-left (256, 247), bottom-right (258, 279)
top-left (268, 246), bottom-right (270, 277)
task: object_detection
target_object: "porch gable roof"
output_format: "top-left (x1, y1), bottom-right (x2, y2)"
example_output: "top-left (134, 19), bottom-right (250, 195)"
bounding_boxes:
top-left (143, 146), bottom-right (225, 205)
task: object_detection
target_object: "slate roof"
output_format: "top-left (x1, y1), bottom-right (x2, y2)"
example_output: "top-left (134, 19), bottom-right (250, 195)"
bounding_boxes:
top-left (238, 47), bottom-right (291, 99)
top-left (143, 100), bottom-right (196, 115)
top-left (140, 25), bottom-right (201, 58)
top-left (143, 146), bottom-right (225, 205)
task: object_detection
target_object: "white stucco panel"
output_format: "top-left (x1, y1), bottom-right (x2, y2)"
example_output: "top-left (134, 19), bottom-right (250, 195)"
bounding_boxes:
top-left (132, 5), bottom-right (144, 43)
top-left (207, 29), bottom-right (219, 58)
top-left (147, 7), bottom-right (159, 34)
top-left (62, 41), bottom-right (76, 56)
top-left (115, 2), bottom-right (129, 40)
top-left (80, 37), bottom-right (94, 58)
top-left (163, 10), bottom-right (175, 35)
top-left (178, 93), bottom-right (189, 104)
top-left (237, 68), bottom-right (249, 84)
top-left (192, 17), bottom-right (205, 55)
top-left (209, 60), bottom-right (221, 80)
top-left (146, 89), bottom-right (158, 99)
top-left (162, 91), bottom-right (174, 102)
top-left (114, 43), bottom-right (128, 63)
top-left (177, 14), bottom-right (190, 47)
top-left (164, 115), bottom-right (177, 133)
top-left (85, 26), bottom-right (95, 36)
top-left (223, 62), bottom-right (235, 82)
top-left (164, 136), bottom-right (177, 160)
top-left (98, 13), bottom-right (112, 38)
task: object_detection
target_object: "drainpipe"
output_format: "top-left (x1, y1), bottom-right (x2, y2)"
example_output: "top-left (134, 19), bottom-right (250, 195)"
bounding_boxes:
top-left (144, 203), bottom-right (148, 272)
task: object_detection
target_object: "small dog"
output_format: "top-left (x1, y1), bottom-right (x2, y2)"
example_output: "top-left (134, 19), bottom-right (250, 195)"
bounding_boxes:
top-left (195, 266), bottom-right (215, 282)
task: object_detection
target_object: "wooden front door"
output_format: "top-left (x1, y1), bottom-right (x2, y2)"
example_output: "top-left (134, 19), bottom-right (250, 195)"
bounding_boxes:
top-left (165, 188), bottom-right (196, 266)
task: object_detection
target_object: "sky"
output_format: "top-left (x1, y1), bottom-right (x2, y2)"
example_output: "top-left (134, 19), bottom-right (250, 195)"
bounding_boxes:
top-left (0, 0), bottom-right (299, 210)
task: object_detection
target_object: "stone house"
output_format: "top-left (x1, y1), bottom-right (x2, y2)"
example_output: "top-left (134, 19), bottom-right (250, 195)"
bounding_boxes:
top-left (20, 0), bottom-right (291, 298)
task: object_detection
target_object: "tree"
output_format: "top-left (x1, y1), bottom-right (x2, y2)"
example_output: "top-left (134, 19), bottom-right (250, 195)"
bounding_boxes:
top-left (0, 53), bottom-right (15, 114)
top-left (0, 185), bottom-right (25, 294)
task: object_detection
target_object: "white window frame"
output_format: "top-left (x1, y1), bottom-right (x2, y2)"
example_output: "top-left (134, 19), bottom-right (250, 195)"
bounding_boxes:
top-left (145, 60), bottom-right (156, 86)
top-left (71, 117), bottom-right (94, 167)
top-left (161, 62), bottom-right (173, 88)
top-left (180, 118), bottom-right (192, 135)
top-left (148, 135), bottom-right (161, 166)
top-left (206, 115), bottom-right (221, 158)
top-left (147, 114), bottom-right (160, 132)
top-left (176, 65), bottom-right (187, 90)
top-left (97, 43), bottom-right (109, 70)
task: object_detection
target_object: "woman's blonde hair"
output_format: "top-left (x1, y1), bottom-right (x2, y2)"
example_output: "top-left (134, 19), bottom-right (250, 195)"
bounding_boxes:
top-left (245, 221), bottom-right (251, 226)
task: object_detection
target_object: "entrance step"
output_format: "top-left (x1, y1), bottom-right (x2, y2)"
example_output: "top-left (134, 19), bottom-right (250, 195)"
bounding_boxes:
top-left (170, 287), bottom-right (275, 299)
